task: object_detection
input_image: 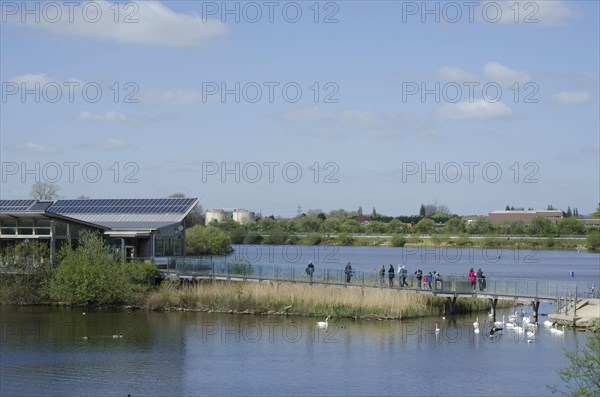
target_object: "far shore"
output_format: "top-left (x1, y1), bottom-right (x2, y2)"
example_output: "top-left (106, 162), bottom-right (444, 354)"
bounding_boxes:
top-left (291, 234), bottom-right (589, 251)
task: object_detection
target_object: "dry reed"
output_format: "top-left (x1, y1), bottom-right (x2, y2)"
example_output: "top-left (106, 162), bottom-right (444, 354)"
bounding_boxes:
top-left (145, 280), bottom-right (497, 319)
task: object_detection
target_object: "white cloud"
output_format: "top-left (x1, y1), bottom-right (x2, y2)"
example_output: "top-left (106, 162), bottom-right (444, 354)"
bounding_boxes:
top-left (481, 1), bottom-right (581, 27)
top-left (76, 138), bottom-right (135, 151)
top-left (436, 100), bottom-right (513, 121)
top-left (436, 66), bottom-right (477, 82)
top-left (8, 73), bottom-right (82, 89)
top-left (484, 62), bottom-right (529, 86)
top-left (281, 107), bottom-right (437, 140)
top-left (15, 142), bottom-right (59, 153)
top-left (140, 90), bottom-right (211, 106)
top-left (280, 107), bottom-right (337, 123)
top-left (4, 1), bottom-right (228, 47)
top-left (78, 111), bottom-right (130, 123)
top-left (552, 92), bottom-right (593, 105)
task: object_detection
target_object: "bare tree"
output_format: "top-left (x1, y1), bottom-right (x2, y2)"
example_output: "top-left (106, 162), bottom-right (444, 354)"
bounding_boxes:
top-left (30, 182), bottom-right (59, 200)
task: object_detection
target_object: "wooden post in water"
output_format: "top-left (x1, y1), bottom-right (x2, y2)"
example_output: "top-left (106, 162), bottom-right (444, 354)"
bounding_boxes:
top-left (564, 291), bottom-right (568, 314)
top-left (446, 296), bottom-right (458, 314)
top-left (574, 286), bottom-right (578, 317)
top-left (531, 299), bottom-right (540, 323)
top-left (489, 298), bottom-right (497, 322)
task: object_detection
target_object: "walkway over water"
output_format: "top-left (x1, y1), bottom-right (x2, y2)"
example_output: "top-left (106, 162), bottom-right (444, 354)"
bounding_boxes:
top-left (155, 256), bottom-right (599, 322)
top-left (156, 257), bottom-right (598, 302)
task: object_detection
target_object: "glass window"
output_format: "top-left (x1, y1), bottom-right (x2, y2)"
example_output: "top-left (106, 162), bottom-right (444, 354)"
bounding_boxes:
top-left (55, 222), bottom-right (68, 236)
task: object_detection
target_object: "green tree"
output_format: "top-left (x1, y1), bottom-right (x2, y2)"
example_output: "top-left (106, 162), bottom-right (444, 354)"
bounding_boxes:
top-left (46, 231), bottom-right (156, 305)
top-left (413, 218), bottom-right (436, 234)
top-left (549, 331), bottom-right (600, 397)
top-left (298, 214), bottom-right (321, 232)
top-left (340, 219), bottom-right (363, 233)
top-left (365, 221), bottom-right (387, 234)
top-left (586, 231), bottom-right (600, 251)
top-left (419, 204), bottom-right (426, 217)
top-left (467, 217), bottom-right (493, 235)
top-left (336, 232), bottom-right (355, 246)
top-left (528, 216), bottom-right (555, 236)
top-left (390, 234), bottom-right (407, 247)
top-left (387, 219), bottom-right (408, 234)
top-left (499, 220), bottom-right (526, 235)
top-left (592, 203), bottom-right (600, 219)
top-left (445, 217), bottom-right (465, 234)
top-left (320, 218), bottom-right (341, 233)
top-left (557, 218), bottom-right (586, 235)
top-left (186, 225), bottom-right (232, 255)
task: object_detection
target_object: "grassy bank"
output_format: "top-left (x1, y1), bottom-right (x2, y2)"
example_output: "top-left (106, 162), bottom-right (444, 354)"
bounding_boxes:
top-left (296, 234), bottom-right (587, 251)
top-left (144, 280), bottom-right (512, 319)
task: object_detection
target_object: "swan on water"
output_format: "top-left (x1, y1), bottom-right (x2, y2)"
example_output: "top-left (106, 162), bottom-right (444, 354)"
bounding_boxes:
top-left (494, 316), bottom-right (505, 328)
top-left (543, 320), bottom-right (553, 327)
top-left (435, 323), bottom-right (440, 333)
top-left (317, 316), bottom-right (331, 331)
top-left (473, 317), bottom-right (479, 328)
top-left (551, 324), bottom-right (565, 335)
top-left (112, 333), bottom-right (123, 339)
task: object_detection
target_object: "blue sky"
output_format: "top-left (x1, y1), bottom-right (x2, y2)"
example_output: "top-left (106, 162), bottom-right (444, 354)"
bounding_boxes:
top-left (1, 0), bottom-right (598, 217)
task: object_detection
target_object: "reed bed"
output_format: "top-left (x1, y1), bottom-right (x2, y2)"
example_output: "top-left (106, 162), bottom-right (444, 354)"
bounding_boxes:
top-left (145, 280), bottom-right (499, 319)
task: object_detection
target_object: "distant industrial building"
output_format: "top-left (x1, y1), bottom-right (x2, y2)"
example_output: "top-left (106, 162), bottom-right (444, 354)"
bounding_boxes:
top-left (205, 209), bottom-right (255, 225)
top-left (488, 210), bottom-right (563, 225)
top-left (0, 198), bottom-right (198, 261)
top-left (204, 209), bottom-right (227, 225)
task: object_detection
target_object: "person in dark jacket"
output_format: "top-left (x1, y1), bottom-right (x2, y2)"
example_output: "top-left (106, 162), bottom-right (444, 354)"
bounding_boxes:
top-left (344, 262), bottom-right (353, 283)
top-left (415, 268), bottom-right (423, 289)
top-left (388, 264), bottom-right (395, 287)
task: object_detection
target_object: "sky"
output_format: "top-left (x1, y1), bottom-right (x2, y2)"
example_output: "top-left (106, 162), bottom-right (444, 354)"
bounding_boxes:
top-left (0, 0), bottom-right (598, 218)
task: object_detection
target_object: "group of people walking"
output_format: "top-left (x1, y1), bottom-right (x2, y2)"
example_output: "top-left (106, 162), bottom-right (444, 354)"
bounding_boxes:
top-left (378, 264), bottom-right (409, 287)
top-left (306, 261), bottom-right (486, 292)
top-left (412, 268), bottom-right (443, 290)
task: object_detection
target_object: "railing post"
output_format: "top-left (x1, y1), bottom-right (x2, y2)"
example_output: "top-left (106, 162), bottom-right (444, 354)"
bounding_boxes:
top-left (574, 286), bottom-right (578, 317)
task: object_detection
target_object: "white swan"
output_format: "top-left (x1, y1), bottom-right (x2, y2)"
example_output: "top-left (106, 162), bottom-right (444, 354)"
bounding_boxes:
top-left (435, 323), bottom-right (440, 334)
top-left (543, 320), bottom-right (553, 327)
top-left (473, 317), bottom-right (479, 328)
top-left (494, 315), bottom-right (505, 328)
top-left (317, 316), bottom-right (330, 331)
top-left (112, 333), bottom-right (123, 339)
top-left (552, 324), bottom-right (565, 335)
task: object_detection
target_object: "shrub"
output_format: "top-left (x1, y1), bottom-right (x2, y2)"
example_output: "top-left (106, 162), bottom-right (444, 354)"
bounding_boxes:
top-left (390, 234), bottom-right (407, 247)
top-left (46, 231), bottom-right (156, 306)
top-left (586, 231), bottom-right (600, 251)
top-left (336, 233), bottom-right (355, 246)
top-left (229, 259), bottom-right (254, 275)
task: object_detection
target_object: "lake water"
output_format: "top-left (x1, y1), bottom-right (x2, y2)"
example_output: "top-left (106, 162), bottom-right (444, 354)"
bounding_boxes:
top-left (1, 248), bottom-right (599, 397)
top-left (227, 244), bottom-right (600, 282)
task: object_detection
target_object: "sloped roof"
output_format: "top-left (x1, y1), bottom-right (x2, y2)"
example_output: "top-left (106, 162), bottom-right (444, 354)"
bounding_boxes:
top-left (1, 198), bottom-right (198, 231)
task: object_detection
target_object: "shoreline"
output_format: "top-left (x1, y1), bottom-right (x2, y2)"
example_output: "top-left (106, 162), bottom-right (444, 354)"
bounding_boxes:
top-left (292, 235), bottom-right (589, 251)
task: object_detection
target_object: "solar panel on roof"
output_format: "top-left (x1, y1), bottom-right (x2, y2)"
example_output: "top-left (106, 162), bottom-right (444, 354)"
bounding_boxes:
top-left (0, 199), bottom-right (36, 212)
top-left (48, 198), bottom-right (196, 215)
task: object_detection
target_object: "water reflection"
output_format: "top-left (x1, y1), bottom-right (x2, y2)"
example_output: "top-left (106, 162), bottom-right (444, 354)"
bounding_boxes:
top-left (0, 306), bottom-right (590, 397)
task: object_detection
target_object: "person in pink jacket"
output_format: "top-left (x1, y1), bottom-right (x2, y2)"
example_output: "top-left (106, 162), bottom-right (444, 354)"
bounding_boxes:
top-left (469, 268), bottom-right (476, 291)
